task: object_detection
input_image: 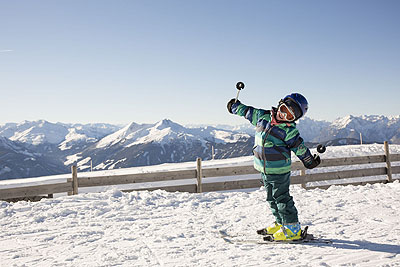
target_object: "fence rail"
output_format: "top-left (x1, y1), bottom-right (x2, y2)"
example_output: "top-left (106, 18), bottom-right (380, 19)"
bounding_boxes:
top-left (0, 142), bottom-right (399, 201)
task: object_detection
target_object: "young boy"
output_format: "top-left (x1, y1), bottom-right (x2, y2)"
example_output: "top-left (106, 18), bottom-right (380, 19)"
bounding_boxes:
top-left (227, 93), bottom-right (320, 241)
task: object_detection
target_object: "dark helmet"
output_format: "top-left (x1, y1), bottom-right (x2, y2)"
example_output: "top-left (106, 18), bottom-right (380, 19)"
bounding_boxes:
top-left (279, 93), bottom-right (308, 120)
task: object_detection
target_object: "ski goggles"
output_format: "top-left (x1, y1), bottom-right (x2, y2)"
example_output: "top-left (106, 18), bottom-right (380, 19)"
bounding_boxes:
top-left (278, 102), bottom-right (296, 121)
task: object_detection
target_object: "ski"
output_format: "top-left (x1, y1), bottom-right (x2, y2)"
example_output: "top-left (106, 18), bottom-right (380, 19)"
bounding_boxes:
top-left (219, 226), bottom-right (332, 245)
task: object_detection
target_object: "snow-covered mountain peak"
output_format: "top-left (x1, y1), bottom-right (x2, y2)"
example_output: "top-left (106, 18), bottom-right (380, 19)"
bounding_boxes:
top-left (124, 122), bottom-right (142, 132)
top-left (333, 115), bottom-right (372, 130)
top-left (332, 114), bottom-right (397, 130)
top-left (317, 114), bottom-right (400, 144)
top-left (95, 119), bottom-right (249, 151)
top-left (7, 120), bottom-right (69, 145)
top-left (2, 115), bottom-right (400, 178)
top-left (154, 119), bottom-right (185, 131)
top-left (129, 120), bottom-right (192, 146)
top-left (0, 120), bottom-right (122, 148)
top-left (96, 122), bottom-right (152, 148)
top-left (331, 115), bottom-right (355, 129)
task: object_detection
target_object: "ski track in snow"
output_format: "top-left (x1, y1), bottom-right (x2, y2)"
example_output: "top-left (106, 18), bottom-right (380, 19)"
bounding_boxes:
top-left (1, 182), bottom-right (400, 266)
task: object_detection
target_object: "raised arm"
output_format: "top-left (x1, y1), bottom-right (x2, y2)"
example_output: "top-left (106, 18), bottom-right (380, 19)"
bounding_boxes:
top-left (227, 99), bottom-right (270, 126)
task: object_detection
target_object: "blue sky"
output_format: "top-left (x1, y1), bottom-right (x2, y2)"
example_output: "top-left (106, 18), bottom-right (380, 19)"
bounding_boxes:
top-left (1, 0), bottom-right (399, 126)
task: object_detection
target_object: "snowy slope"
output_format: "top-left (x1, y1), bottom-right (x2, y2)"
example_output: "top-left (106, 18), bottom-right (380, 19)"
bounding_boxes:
top-left (0, 183), bottom-right (399, 266)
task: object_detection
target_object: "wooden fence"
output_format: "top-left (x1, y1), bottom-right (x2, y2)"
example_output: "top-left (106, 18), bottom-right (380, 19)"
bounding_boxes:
top-left (0, 142), bottom-right (399, 201)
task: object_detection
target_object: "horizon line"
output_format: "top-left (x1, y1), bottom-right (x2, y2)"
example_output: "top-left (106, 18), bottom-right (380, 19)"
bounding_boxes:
top-left (1, 114), bottom-right (400, 127)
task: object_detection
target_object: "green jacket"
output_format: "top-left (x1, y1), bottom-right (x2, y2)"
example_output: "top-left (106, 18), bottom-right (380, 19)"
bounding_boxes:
top-left (231, 101), bottom-right (313, 174)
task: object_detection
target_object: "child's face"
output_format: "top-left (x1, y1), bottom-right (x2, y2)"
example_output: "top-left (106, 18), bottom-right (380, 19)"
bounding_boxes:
top-left (277, 109), bottom-right (290, 121)
top-left (277, 103), bottom-right (295, 122)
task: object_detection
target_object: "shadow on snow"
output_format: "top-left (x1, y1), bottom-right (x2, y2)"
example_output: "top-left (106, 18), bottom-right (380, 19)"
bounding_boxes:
top-left (309, 238), bottom-right (400, 255)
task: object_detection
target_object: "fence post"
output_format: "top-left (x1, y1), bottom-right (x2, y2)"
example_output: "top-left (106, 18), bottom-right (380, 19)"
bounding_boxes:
top-left (68, 165), bottom-right (79, 195)
top-left (196, 157), bottom-right (203, 193)
top-left (300, 168), bottom-right (307, 189)
top-left (384, 141), bottom-right (393, 182)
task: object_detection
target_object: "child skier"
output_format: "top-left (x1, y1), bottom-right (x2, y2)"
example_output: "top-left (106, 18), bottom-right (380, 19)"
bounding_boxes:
top-left (227, 93), bottom-right (320, 241)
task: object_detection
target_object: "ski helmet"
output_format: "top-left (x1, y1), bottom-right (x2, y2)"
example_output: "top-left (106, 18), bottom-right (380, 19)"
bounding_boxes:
top-left (279, 93), bottom-right (308, 120)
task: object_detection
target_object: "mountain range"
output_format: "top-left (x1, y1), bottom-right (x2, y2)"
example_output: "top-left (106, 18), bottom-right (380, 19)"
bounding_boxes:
top-left (1, 115), bottom-right (400, 180)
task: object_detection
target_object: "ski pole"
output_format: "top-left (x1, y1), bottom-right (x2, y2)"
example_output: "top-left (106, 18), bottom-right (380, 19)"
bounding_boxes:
top-left (235, 82), bottom-right (245, 103)
top-left (316, 144), bottom-right (326, 155)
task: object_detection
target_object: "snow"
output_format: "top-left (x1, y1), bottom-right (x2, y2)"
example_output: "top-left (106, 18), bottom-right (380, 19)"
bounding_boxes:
top-left (0, 174), bottom-right (69, 189)
top-left (0, 120), bottom-right (121, 147)
top-left (77, 157), bottom-right (92, 171)
top-left (58, 129), bottom-right (89, 151)
top-left (1, 183), bottom-right (400, 266)
top-left (108, 158), bottom-right (127, 170)
top-left (64, 154), bottom-right (82, 166)
top-left (1, 144), bottom-right (400, 266)
top-left (328, 115), bottom-right (400, 143)
top-left (8, 121), bottom-right (69, 145)
top-left (95, 120), bottom-right (193, 149)
top-left (212, 129), bottom-right (246, 143)
top-left (129, 127), bottom-right (176, 146)
top-left (94, 160), bottom-right (116, 171)
top-left (94, 119), bottom-right (249, 150)
top-left (96, 122), bottom-right (147, 149)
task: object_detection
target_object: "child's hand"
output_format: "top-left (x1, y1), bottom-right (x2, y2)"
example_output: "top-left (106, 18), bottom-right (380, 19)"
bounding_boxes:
top-left (304, 154), bottom-right (321, 169)
top-left (227, 98), bottom-right (240, 114)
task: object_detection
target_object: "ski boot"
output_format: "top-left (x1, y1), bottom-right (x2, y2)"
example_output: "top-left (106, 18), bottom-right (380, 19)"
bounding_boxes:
top-left (257, 222), bottom-right (282, 236)
top-left (272, 222), bottom-right (302, 241)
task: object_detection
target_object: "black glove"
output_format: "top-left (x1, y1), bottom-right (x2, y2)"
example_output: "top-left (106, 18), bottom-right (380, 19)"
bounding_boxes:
top-left (227, 98), bottom-right (240, 114)
top-left (304, 154), bottom-right (321, 169)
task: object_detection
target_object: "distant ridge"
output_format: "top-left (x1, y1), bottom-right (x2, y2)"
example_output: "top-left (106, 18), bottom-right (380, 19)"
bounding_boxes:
top-left (1, 114), bottom-right (399, 179)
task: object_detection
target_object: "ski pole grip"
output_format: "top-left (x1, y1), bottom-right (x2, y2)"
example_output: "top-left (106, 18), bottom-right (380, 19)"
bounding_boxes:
top-left (236, 82), bottom-right (245, 90)
top-left (317, 144), bottom-right (326, 154)
top-left (235, 82), bottom-right (245, 102)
